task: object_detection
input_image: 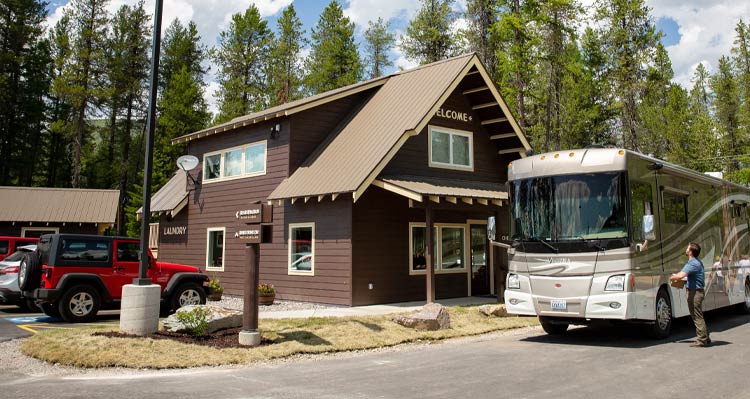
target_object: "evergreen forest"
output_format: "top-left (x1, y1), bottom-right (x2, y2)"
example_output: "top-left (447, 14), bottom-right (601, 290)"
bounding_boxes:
top-left (2, 0), bottom-right (750, 236)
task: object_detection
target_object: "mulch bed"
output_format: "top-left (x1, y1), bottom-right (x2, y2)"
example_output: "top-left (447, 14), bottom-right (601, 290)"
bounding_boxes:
top-left (93, 328), bottom-right (274, 349)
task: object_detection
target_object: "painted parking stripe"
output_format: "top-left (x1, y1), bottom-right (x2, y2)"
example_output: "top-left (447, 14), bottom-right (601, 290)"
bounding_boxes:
top-left (5, 316), bottom-right (61, 324)
top-left (16, 324), bottom-right (70, 334)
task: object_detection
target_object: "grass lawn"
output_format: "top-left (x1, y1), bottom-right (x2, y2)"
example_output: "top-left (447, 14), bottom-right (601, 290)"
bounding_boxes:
top-left (20, 306), bottom-right (538, 369)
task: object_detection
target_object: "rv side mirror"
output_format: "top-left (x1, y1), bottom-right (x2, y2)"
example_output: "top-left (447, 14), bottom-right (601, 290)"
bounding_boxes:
top-left (643, 215), bottom-right (656, 241)
top-left (487, 217), bottom-right (496, 241)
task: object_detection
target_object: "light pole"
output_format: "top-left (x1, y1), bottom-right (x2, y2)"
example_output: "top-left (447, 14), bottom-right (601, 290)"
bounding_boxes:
top-left (137, 0), bottom-right (164, 284)
top-left (120, 0), bottom-right (164, 336)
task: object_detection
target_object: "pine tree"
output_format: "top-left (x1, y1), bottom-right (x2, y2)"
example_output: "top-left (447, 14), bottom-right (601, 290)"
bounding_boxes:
top-left (732, 19), bottom-right (750, 159)
top-left (304, 0), bottom-right (362, 94)
top-left (154, 66), bottom-right (209, 190)
top-left (711, 56), bottom-right (741, 174)
top-left (638, 42), bottom-right (674, 158)
top-left (595, 0), bottom-right (659, 151)
top-left (45, 15), bottom-right (74, 187)
top-left (268, 4), bottom-right (305, 106)
top-left (363, 17), bottom-right (395, 79)
top-left (0, 0), bottom-right (51, 185)
top-left (160, 19), bottom-right (206, 92)
top-left (51, 0), bottom-right (110, 188)
top-left (154, 19), bottom-right (209, 190)
top-left (213, 4), bottom-right (272, 123)
top-left (464, 0), bottom-right (499, 78)
top-left (401, 0), bottom-right (457, 65)
top-left (535, 0), bottom-right (580, 151)
top-left (495, 0), bottom-right (538, 129)
top-left (683, 64), bottom-right (718, 172)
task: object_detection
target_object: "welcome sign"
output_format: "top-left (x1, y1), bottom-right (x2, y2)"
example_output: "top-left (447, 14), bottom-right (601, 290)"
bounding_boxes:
top-left (435, 107), bottom-right (473, 123)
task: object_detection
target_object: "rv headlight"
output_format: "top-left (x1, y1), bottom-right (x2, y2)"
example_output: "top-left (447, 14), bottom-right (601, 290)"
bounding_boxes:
top-left (605, 275), bottom-right (625, 291)
top-left (508, 273), bottom-right (520, 289)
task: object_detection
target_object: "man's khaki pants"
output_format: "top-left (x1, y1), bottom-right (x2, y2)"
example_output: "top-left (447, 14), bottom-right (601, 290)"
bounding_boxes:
top-left (687, 289), bottom-right (710, 344)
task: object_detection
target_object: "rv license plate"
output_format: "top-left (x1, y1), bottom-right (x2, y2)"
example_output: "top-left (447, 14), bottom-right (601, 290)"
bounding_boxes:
top-left (550, 299), bottom-right (567, 310)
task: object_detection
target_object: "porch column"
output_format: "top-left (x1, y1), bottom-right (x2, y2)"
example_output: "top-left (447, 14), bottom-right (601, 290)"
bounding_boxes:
top-left (425, 202), bottom-right (435, 303)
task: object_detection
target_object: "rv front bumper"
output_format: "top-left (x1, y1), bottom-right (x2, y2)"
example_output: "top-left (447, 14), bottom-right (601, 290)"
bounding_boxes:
top-left (504, 289), bottom-right (537, 316)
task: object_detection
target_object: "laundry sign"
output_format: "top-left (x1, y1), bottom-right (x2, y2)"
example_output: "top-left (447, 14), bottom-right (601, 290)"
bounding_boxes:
top-left (163, 226), bottom-right (187, 236)
top-left (435, 107), bottom-right (472, 123)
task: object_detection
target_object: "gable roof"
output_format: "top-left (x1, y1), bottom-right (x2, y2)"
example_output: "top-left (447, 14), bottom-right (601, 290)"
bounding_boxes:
top-left (0, 186), bottom-right (119, 223)
top-left (136, 172), bottom-right (188, 217)
top-left (267, 53), bottom-right (530, 202)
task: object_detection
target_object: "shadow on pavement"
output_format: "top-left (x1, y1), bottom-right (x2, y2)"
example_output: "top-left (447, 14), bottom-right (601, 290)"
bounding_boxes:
top-left (521, 307), bottom-right (748, 348)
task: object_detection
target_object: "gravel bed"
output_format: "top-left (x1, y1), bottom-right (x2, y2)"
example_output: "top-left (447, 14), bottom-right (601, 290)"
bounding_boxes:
top-left (208, 295), bottom-right (336, 313)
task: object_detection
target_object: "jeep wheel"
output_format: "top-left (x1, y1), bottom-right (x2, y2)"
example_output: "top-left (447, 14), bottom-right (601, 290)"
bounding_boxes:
top-left (17, 252), bottom-right (41, 291)
top-left (59, 284), bottom-right (101, 323)
top-left (17, 299), bottom-right (41, 313)
top-left (40, 302), bottom-right (61, 318)
top-left (170, 282), bottom-right (206, 311)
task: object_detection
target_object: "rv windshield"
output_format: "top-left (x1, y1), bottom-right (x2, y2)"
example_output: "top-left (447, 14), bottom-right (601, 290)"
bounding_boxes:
top-left (510, 172), bottom-right (628, 242)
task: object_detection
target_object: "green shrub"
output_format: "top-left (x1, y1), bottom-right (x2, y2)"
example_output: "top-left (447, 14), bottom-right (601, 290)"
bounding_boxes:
top-left (175, 306), bottom-right (210, 337)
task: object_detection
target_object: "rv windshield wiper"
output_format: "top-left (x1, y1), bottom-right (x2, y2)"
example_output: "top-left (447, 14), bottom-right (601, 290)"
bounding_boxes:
top-left (525, 237), bottom-right (558, 253)
top-left (564, 236), bottom-right (605, 251)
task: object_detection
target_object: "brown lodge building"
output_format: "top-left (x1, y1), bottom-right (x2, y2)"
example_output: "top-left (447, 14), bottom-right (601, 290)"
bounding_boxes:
top-left (145, 53), bottom-right (531, 306)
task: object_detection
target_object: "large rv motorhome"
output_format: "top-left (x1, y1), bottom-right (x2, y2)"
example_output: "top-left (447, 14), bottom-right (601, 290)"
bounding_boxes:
top-left (499, 148), bottom-right (750, 337)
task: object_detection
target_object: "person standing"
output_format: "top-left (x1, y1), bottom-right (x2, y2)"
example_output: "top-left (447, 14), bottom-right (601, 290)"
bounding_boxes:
top-left (670, 242), bottom-right (711, 347)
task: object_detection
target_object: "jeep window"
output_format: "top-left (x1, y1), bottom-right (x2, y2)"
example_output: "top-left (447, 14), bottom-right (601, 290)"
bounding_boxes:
top-left (61, 239), bottom-right (110, 262)
top-left (117, 242), bottom-right (140, 262)
top-left (0, 240), bottom-right (7, 254)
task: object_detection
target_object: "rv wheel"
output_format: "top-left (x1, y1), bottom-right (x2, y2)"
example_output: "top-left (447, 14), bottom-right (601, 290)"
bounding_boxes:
top-left (539, 316), bottom-right (568, 335)
top-left (648, 289), bottom-right (672, 339)
top-left (741, 278), bottom-right (750, 314)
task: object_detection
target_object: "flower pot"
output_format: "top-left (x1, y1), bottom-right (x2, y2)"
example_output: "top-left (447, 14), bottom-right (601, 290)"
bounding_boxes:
top-left (207, 288), bottom-right (224, 301)
top-left (259, 293), bottom-right (275, 305)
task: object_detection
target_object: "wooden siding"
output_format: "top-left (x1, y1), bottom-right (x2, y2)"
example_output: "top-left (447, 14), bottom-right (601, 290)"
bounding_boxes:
top-left (156, 94), bottom-right (370, 305)
top-left (381, 89), bottom-right (509, 183)
top-left (352, 185), bottom-right (501, 306)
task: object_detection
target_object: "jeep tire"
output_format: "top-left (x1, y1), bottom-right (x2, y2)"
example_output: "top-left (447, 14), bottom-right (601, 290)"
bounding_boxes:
top-left (170, 282), bottom-right (206, 311)
top-left (59, 284), bottom-right (101, 323)
top-left (40, 302), bottom-right (61, 318)
top-left (17, 252), bottom-right (41, 291)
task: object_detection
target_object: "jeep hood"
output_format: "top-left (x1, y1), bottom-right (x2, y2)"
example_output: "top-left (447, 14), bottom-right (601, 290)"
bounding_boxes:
top-left (156, 261), bottom-right (201, 273)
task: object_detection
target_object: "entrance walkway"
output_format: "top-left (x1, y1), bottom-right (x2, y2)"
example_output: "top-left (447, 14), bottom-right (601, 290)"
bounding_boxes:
top-left (259, 296), bottom-right (498, 319)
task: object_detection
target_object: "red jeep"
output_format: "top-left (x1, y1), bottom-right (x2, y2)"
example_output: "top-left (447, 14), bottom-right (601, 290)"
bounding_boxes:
top-left (19, 234), bottom-right (209, 322)
top-left (0, 236), bottom-right (39, 262)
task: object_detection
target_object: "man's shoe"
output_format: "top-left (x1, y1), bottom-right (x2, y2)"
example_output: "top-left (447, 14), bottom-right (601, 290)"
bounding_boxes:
top-left (690, 342), bottom-right (708, 347)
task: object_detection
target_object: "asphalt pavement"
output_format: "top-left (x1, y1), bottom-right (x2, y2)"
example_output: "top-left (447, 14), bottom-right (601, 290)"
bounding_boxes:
top-left (0, 307), bottom-right (748, 399)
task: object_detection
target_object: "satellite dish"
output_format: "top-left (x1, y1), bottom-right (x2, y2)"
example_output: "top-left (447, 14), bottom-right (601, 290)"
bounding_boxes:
top-left (176, 155), bottom-right (199, 171)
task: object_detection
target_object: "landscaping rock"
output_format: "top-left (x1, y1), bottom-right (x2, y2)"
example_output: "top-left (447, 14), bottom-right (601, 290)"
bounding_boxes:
top-left (162, 305), bottom-right (243, 334)
top-left (478, 304), bottom-right (509, 317)
top-left (392, 303), bottom-right (451, 331)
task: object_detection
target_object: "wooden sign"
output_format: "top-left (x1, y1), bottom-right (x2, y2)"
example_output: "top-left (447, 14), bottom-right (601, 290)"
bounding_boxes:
top-left (235, 224), bottom-right (262, 243)
top-left (235, 204), bottom-right (273, 224)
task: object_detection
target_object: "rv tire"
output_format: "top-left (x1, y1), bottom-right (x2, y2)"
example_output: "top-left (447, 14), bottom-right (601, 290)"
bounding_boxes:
top-left (539, 316), bottom-right (568, 335)
top-left (648, 288), bottom-right (672, 339)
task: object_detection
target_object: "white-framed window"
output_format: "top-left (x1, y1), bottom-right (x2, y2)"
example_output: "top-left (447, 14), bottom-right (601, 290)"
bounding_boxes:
top-left (21, 227), bottom-right (60, 238)
top-left (428, 126), bottom-right (473, 171)
top-left (289, 223), bottom-right (314, 275)
top-left (206, 227), bottom-right (225, 271)
top-left (203, 140), bottom-right (267, 183)
top-left (409, 222), bottom-right (467, 275)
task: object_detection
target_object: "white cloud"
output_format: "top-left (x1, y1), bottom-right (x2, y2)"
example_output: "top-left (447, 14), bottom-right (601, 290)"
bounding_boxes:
top-left (343, 0), bottom-right (420, 26)
top-left (647, 0), bottom-right (750, 89)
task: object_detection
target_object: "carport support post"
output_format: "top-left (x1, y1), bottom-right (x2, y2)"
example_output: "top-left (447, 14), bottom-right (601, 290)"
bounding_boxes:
top-left (239, 243), bottom-right (261, 346)
top-left (425, 203), bottom-right (435, 304)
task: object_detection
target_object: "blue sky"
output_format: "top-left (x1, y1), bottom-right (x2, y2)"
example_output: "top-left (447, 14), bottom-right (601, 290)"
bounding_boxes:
top-left (45, 0), bottom-right (750, 113)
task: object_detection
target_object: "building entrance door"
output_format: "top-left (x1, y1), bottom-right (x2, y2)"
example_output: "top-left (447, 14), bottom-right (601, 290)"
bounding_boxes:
top-left (470, 224), bottom-right (490, 296)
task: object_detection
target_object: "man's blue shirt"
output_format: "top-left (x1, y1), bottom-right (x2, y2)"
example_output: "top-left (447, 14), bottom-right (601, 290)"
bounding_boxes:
top-left (681, 258), bottom-right (705, 289)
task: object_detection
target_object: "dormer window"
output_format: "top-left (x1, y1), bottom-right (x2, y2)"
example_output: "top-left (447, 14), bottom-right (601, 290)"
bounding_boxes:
top-left (428, 126), bottom-right (473, 171)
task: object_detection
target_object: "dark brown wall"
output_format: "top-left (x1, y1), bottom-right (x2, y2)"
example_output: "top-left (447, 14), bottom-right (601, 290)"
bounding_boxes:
top-left (0, 223), bottom-right (99, 237)
top-left (382, 89), bottom-right (509, 183)
top-left (156, 93), bottom-right (372, 305)
top-left (351, 186), bottom-right (499, 306)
